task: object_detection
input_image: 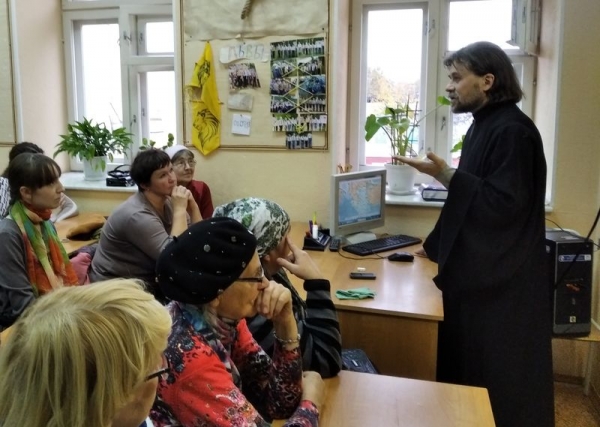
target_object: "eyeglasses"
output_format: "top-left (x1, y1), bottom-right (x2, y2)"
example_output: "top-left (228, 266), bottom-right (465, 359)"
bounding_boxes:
top-left (145, 354), bottom-right (171, 381)
top-left (235, 267), bottom-right (265, 283)
top-left (173, 159), bottom-right (197, 168)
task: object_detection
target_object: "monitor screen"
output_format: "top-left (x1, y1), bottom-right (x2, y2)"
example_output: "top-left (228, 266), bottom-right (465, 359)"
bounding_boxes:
top-left (330, 169), bottom-right (386, 239)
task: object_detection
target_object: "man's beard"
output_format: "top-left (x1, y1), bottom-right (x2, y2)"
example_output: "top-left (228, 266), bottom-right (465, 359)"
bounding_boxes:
top-left (451, 95), bottom-right (486, 114)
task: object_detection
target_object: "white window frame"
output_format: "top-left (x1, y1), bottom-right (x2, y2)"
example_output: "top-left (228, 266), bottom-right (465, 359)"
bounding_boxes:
top-left (62, 1), bottom-right (174, 171)
top-left (350, 0), bottom-right (536, 183)
top-left (349, 0), bottom-right (441, 172)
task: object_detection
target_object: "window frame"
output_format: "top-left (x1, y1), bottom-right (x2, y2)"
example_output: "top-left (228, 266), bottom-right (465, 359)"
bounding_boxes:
top-left (349, 0), bottom-right (536, 183)
top-left (62, 1), bottom-right (174, 171)
top-left (349, 0), bottom-right (441, 172)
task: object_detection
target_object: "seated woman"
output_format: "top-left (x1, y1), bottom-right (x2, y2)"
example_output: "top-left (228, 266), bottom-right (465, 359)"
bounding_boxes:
top-left (213, 198), bottom-right (342, 378)
top-left (89, 149), bottom-right (201, 296)
top-left (0, 153), bottom-right (79, 330)
top-left (151, 217), bottom-right (324, 427)
top-left (0, 278), bottom-right (172, 427)
top-left (0, 142), bottom-right (78, 222)
top-left (165, 145), bottom-right (214, 218)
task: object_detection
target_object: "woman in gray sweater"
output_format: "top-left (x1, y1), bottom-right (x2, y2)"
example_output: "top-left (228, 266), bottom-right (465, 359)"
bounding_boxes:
top-left (89, 149), bottom-right (201, 298)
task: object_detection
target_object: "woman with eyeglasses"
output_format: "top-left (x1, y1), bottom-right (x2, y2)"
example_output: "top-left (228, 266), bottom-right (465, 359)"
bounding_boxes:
top-left (89, 149), bottom-right (201, 300)
top-left (151, 217), bottom-right (324, 427)
top-left (0, 278), bottom-right (172, 427)
top-left (165, 145), bottom-right (214, 218)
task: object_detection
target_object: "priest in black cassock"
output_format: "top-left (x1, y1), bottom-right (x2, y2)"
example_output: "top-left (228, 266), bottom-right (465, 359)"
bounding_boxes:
top-left (398, 41), bottom-right (554, 427)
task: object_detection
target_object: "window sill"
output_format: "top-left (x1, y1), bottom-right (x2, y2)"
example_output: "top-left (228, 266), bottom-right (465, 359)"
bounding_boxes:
top-left (385, 190), bottom-right (554, 212)
top-left (60, 172), bottom-right (137, 193)
top-left (385, 192), bottom-right (444, 208)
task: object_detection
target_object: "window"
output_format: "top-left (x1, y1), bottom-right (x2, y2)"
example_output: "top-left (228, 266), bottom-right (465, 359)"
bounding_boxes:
top-left (350, 0), bottom-right (536, 176)
top-left (63, 1), bottom-right (175, 170)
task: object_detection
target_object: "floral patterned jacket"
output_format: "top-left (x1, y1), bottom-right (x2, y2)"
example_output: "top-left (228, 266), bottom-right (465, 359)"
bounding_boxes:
top-left (150, 302), bottom-right (319, 427)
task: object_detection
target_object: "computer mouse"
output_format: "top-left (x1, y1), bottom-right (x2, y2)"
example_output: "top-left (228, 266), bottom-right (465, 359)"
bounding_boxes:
top-left (388, 252), bottom-right (414, 262)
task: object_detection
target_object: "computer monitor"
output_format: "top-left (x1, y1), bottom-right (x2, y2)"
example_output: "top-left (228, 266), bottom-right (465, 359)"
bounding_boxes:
top-left (330, 169), bottom-right (386, 244)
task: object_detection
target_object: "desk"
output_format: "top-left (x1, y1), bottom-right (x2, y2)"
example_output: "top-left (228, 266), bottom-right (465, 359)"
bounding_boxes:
top-left (273, 371), bottom-right (495, 427)
top-left (54, 212), bottom-right (103, 255)
top-left (555, 321), bottom-right (600, 396)
top-left (289, 223), bottom-right (442, 380)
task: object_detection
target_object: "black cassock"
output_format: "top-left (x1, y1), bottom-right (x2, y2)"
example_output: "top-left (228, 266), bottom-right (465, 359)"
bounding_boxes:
top-left (424, 101), bottom-right (554, 427)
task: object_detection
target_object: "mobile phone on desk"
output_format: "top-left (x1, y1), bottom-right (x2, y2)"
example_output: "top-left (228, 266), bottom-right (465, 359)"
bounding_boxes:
top-left (349, 272), bottom-right (376, 280)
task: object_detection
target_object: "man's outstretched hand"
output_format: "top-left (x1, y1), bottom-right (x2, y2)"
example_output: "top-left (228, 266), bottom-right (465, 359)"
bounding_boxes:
top-left (394, 151), bottom-right (448, 178)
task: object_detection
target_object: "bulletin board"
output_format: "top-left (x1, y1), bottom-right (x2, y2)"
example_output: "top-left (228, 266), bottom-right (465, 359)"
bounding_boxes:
top-left (0, 0), bottom-right (17, 146)
top-left (181, 0), bottom-right (329, 151)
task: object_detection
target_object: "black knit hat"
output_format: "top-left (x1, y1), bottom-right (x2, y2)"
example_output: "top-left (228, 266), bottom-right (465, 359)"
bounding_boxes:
top-left (156, 217), bottom-right (257, 304)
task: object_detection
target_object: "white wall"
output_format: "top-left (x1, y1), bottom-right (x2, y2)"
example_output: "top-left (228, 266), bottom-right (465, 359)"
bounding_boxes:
top-left (543, 0), bottom-right (600, 389)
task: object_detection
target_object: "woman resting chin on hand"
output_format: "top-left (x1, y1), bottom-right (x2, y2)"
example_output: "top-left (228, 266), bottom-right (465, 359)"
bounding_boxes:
top-left (150, 217), bottom-right (324, 427)
top-left (89, 149), bottom-right (200, 300)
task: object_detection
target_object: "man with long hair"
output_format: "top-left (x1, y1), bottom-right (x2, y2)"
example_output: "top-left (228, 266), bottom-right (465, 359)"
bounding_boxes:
top-left (399, 41), bottom-right (553, 427)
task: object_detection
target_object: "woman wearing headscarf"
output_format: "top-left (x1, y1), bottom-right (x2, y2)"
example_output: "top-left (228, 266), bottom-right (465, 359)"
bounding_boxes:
top-left (213, 198), bottom-right (342, 378)
top-left (0, 153), bottom-right (79, 330)
top-left (151, 217), bottom-right (324, 427)
top-left (165, 145), bottom-right (214, 218)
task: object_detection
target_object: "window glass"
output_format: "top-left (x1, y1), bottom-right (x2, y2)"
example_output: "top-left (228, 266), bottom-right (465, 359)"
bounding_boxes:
top-left (447, 0), bottom-right (522, 166)
top-left (65, 5), bottom-right (175, 169)
top-left (448, 0), bottom-right (515, 51)
top-left (80, 22), bottom-right (123, 128)
top-left (143, 21), bottom-right (174, 54)
top-left (145, 70), bottom-right (177, 147)
top-left (364, 7), bottom-right (423, 165)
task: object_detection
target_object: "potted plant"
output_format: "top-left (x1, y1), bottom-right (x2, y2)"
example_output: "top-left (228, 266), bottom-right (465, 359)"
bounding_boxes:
top-left (54, 117), bottom-right (133, 181)
top-left (364, 96), bottom-right (451, 194)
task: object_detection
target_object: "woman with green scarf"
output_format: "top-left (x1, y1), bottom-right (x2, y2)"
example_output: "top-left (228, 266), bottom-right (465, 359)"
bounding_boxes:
top-left (0, 153), bottom-right (79, 330)
top-left (213, 197), bottom-right (342, 378)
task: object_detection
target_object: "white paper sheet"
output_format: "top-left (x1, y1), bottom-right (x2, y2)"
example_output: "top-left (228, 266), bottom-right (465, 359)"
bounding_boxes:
top-left (231, 114), bottom-right (252, 135)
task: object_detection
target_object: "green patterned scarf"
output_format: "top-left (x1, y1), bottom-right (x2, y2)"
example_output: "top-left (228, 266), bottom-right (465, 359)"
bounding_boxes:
top-left (213, 197), bottom-right (290, 257)
top-left (9, 201), bottom-right (78, 295)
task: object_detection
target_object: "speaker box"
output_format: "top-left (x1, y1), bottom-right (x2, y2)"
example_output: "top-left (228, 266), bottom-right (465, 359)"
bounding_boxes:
top-left (546, 230), bottom-right (593, 336)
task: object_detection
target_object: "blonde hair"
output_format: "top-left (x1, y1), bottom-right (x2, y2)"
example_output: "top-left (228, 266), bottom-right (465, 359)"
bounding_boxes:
top-left (0, 279), bottom-right (172, 427)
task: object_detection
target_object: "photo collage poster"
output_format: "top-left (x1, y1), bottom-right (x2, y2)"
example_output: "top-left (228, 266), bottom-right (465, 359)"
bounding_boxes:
top-left (270, 37), bottom-right (327, 149)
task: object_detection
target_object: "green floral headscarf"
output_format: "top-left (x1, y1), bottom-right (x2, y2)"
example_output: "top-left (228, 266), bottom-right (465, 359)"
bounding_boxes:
top-left (213, 198), bottom-right (290, 258)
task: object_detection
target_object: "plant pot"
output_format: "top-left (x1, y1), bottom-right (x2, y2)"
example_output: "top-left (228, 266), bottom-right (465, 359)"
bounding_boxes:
top-left (385, 163), bottom-right (417, 195)
top-left (83, 156), bottom-right (107, 181)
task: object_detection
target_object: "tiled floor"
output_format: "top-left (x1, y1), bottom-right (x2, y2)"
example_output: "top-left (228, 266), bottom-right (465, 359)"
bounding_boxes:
top-left (555, 382), bottom-right (600, 427)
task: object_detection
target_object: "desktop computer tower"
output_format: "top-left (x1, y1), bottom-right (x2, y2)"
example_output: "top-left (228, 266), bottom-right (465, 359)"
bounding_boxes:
top-left (546, 230), bottom-right (593, 336)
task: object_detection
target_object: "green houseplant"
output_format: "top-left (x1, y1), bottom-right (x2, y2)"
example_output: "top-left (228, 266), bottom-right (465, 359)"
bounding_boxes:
top-left (54, 117), bottom-right (133, 180)
top-left (364, 95), bottom-right (451, 164)
top-left (140, 133), bottom-right (175, 150)
top-left (364, 96), bottom-right (451, 194)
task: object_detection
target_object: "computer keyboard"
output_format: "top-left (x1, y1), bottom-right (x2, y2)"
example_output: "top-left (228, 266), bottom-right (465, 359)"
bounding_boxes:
top-left (342, 234), bottom-right (422, 256)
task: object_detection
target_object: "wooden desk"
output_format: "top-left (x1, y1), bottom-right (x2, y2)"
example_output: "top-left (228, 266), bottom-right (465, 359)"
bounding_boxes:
top-left (54, 212), bottom-right (103, 255)
top-left (555, 321), bottom-right (600, 395)
top-left (273, 371), bottom-right (495, 427)
top-left (289, 223), bottom-right (442, 380)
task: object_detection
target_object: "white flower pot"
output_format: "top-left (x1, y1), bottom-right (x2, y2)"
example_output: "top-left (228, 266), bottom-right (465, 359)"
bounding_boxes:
top-left (385, 163), bottom-right (417, 195)
top-left (83, 156), bottom-right (107, 181)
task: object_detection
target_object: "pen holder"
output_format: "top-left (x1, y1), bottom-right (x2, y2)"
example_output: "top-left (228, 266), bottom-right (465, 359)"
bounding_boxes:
top-left (303, 230), bottom-right (331, 251)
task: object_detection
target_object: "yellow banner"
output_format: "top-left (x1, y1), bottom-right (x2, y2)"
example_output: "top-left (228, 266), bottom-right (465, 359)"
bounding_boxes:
top-left (187, 42), bottom-right (221, 155)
